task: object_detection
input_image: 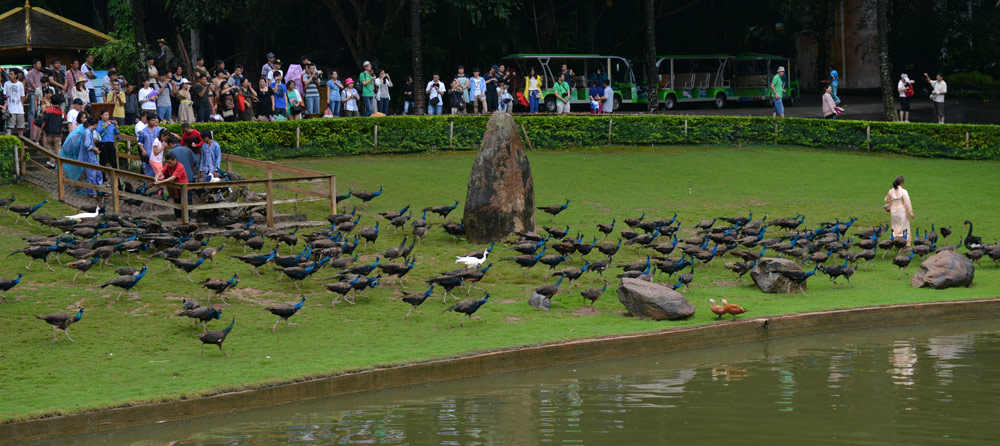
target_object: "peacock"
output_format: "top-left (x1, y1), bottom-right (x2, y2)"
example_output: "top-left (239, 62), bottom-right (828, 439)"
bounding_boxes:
top-left (443, 293), bottom-right (489, 327)
top-left (98, 264), bottom-right (147, 302)
top-left (67, 256), bottom-right (102, 282)
top-left (36, 308), bottom-right (84, 342)
top-left (0, 192), bottom-right (14, 215)
top-left (11, 242), bottom-right (60, 272)
top-left (400, 285), bottom-right (434, 320)
top-left (169, 254), bottom-right (208, 282)
top-left (892, 251), bottom-right (915, 279)
top-left (178, 305), bottom-right (223, 331)
top-left (426, 273), bottom-right (464, 303)
top-left (0, 273), bottom-right (23, 302)
top-left (265, 296), bottom-right (306, 333)
top-left (197, 318), bottom-right (235, 356)
top-left (424, 201), bottom-right (459, 218)
top-left (580, 281), bottom-right (607, 308)
top-left (537, 200), bottom-right (570, 220)
top-left (351, 187), bottom-right (383, 209)
top-left (10, 199), bottom-right (47, 225)
top-left (597, 219), bottom-right (615, 238)
top-left (231, 248), bottom-right (278, 276)
top-left (200, 273), bottom-right (239, 304)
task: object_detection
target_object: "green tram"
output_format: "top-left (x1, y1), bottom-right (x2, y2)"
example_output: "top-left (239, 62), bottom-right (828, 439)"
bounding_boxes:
top-left (502, 54), bottom-right (640, 112)
top-left (650, 54), bottom-right (799, 110)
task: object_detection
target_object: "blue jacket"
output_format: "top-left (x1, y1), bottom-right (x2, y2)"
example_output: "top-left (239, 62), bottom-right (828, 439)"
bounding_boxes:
top-left (200, 140), bottom-right (221, 175)
top-left (137, 126), bottom-right (162, 158)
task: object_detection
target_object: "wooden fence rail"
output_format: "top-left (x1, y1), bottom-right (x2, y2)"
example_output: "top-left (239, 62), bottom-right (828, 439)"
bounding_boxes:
top-left (18, 137), bottom-right (336, 227)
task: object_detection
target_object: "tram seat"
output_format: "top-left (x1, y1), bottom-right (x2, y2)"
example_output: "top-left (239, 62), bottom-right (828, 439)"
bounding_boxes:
top-left (695, 73), bottom-right (711, 89)
top-left (679, 73), bottom-right (696, 89)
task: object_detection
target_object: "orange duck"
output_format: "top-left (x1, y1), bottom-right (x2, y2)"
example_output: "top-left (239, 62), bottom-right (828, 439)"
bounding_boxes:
top-left (721, 299), bottom-right (748, 320)
top-left (708, 299), bottom-right (726, 320)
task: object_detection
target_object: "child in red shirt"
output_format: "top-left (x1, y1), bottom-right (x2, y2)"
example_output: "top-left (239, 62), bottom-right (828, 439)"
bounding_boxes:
top-left (155, 151), bottom-right (190, 222)
top-left (41, 95), bottom-right (64, 153)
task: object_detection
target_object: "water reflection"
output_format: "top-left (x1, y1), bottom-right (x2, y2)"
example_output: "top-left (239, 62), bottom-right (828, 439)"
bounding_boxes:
top-left (32, 320), bottom-right (1000, 446)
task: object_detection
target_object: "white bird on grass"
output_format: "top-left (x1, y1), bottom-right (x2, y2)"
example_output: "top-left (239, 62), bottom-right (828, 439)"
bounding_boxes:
top-left (455, 250), bottom-right (489, 269)
top-left (65, 206), bottom-right (101, 221)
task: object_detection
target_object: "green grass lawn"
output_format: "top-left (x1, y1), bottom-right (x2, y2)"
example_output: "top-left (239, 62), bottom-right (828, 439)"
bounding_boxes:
top-left (1, 145), bottom-right (998, 423)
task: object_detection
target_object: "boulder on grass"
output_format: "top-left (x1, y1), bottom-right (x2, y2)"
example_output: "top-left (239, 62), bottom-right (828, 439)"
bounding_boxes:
top-left (617, 278), bottom-right (694, 321)
top-left (911, 251), bottom-right (975, 289)
top-left (463, 111), bottom-right (535, 244)
top-left (528, 293), bottom-right (551, 310)
top-left (751, 258), bottom-right (804, 294)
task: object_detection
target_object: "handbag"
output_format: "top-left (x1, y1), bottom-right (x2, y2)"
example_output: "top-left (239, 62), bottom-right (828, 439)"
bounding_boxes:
top-left (883, 203), bottom-right (891, 212)
top-left (430, 96), bottom-right (440, 105)
top-left (904, 83), bottom-right (915, 98)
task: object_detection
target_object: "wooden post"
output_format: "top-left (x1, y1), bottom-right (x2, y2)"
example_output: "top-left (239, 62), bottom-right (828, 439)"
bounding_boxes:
top-left (13, 143), bottom-right (20, 176)
top-left (736, 123), bottom-right (741, 148)
top-left (266, 167), bottom-right (272, 180)
top-left (965, 131), bottom-right (970, 150)
top-left (608, 119), bottom-right (613, 144)
top-left (329, 176), bottom-right (336, 215)
top-left (225, 159), bottom-right (232, 173)
top-left (296, 126), bottom-right (301, 148)
top-left (449, 121), bottom-right (454, 148)
top-left (866, 125), bottom-right (871, 150)
top-left (373, 124), bottom-right (378, 152)
top-left (180, 184), bottom-right (190, 223)
top-left (109, 170), bottom-right (120, 214)
top-left (265, 180), bottom-right (275, 228)
top-left (684, 118), bottom-right (688, 140)
top-left (773, 121), bottom-right (778, 145)
top-left (56, 158), bottom-right (65, 202)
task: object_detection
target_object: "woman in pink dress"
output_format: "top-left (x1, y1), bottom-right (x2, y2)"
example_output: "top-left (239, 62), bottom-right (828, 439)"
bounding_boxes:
top-left (884, 176), bottom-right (915, 246)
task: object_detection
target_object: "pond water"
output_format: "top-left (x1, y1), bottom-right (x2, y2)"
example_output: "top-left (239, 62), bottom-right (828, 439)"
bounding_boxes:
top-left (35, 319), bottom-right (1000, 445)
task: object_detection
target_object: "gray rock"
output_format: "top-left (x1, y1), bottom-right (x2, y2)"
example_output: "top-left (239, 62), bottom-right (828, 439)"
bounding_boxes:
top-left (751, 258), bottom-right (804, 294)
top-left (528, 293), bottom-right (551, 310)
top-left (911, 251), bottom-right (975, 289)
top-left (617, 278), bottom-right (695, 320)
top-left (463, 111), bottom-right (535, 244)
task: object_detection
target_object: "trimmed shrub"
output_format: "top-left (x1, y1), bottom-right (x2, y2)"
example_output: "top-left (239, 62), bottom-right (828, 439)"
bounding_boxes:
top-left (117, 115), bottom-right (1000, 161)
top-left (0, 136), bottom-right (23, 185)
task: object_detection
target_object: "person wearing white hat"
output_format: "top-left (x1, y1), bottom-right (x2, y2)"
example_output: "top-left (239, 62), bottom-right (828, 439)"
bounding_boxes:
top-left (176, 78), bottom-right (195, 123)
top-left (770, 66), bottom-right (786, 117)
top-left (897, 73), bottom-right (915, 122)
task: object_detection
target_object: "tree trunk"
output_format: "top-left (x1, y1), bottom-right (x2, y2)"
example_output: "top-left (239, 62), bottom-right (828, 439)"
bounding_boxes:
top-left (876, 0), bottom-right (897, 121)
top-left (411, 0), bottom-right (425, 115)
top-left (174, 25), bottom-right (193, 79)
top-left (131, 0), bottom-right (147, 82)
top-left (189, 29), bottom-right (202, 67)
top-left (645, 0), bottom-right (658, 113)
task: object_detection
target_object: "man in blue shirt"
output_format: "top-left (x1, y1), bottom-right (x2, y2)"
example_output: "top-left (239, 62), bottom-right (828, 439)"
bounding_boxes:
top-left (828, 65), bottom-right (841, 106)
top-left (200, 130), bottom-right (221, 182)
top-left (136, 114), bottom-right (162, 177)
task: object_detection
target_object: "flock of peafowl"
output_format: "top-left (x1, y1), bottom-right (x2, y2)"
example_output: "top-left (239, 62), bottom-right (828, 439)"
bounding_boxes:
top-left (2, 188), bottom-right (999, 357)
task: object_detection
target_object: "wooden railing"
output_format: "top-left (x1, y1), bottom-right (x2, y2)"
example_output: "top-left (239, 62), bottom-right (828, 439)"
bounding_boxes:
top-left (18, 137), bottom-right (336, 227)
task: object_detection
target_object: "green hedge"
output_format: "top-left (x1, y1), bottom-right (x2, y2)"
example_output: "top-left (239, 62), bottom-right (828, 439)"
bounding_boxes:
top-left (0, 136), bottom-right (23, 185)
top-left (117, 115), bottom-right (1000, 161)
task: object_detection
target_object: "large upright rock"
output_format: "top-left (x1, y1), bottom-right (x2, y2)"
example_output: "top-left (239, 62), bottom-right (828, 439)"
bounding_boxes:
top-left (617, 278), bottom-right (695, 320)
top-left (911, 251), bottom-right (975, 289)
top-left (751, 258), bottom-right (804, 294)
top-left (464, 111), bottom-right (535, 243)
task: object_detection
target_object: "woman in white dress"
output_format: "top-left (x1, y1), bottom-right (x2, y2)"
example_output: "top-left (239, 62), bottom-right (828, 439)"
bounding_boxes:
top-left (885, 176), bottom-right (915, 246)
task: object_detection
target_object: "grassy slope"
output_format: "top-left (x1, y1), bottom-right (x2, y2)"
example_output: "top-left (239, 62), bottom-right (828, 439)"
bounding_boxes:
top-left (1, 145), bottom-right (998, 422)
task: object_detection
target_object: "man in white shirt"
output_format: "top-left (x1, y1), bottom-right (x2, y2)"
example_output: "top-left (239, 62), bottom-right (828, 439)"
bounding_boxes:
top-left (425, 73), bottom-right (445, 115)
top-left (81, 53), bottom-right (98, 103)
top-left (602, 80), bottom-right (614, 114)
top-left (134, 111), bottom-right (148, 136)
top-left (923, 72), bottom-right (947, 124)
top-left (4, 70), bottom-right (26, 136)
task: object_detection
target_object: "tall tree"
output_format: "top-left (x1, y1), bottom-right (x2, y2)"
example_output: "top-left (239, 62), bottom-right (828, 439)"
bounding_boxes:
top-left (411, 0), bottom-right (425, 115)
top-left (322, 0), bottom-right (408, 67)
top-left (645, 0), bottom-right (657, 112)
top-left (876, 0), bottom-right (897, 121)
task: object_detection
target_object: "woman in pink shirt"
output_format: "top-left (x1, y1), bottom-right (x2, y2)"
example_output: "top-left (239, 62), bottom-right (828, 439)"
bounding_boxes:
top-left (884, 176), bottom-right (915, 245)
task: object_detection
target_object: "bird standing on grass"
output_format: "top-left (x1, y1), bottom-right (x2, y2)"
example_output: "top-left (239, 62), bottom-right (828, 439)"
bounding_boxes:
top-left (37, 308), bottom-right (84, 342)
top-left (197, 318), bottom-right (235, 356)
top-left (721, 299), bottom-right (747, 320)
top-left (99, 265), bottom-right (147, 302)
top-left (443, 293), bottom-right (489, 327)
top-left (580, 281), bottom-right (607, 308)
top-left (351, 187), bottom-right (383, 209)
top-left (169, 255), bottom-right (208, 282)
top-left (200, 273), bottom-right (239, 304)
top-left (893, 252), bottom-right (915, 279)
top-left (265, 296), bottom-right (306, 333)
top-left (67, 256), bottom-right (102, 282)
top-left (401, 285), bottom-right (434, 320)
top-left (0, 273), bottom-right (23, 301)
top-left (708, 299), bottom-right (725, 320)
top-left (231, 248), bottom-right (278, 276)
top-left (178, 305), bottom-right (223, 331)
top-left (538, 200), bottom-right (570, 221)
top-left (10, 200), bottom-right (47, 225)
